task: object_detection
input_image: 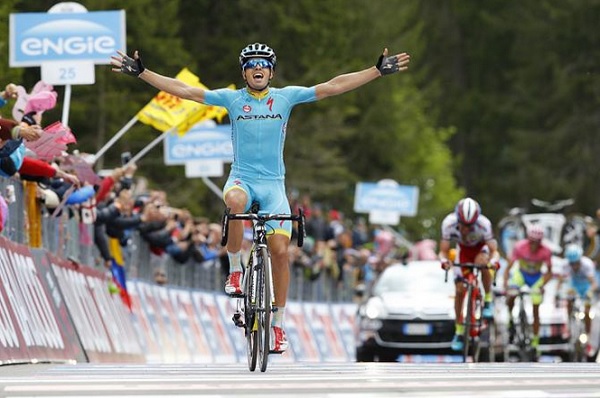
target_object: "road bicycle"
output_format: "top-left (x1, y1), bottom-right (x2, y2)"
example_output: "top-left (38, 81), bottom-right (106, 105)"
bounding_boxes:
top-left (504, 285), bottom-right (537, 362)
top-left (497, 198), bottom-right (587, 259)
top-left (445, 262), bottom-right (498, 363)
top-left (220, 204), bottom-right (305, 372)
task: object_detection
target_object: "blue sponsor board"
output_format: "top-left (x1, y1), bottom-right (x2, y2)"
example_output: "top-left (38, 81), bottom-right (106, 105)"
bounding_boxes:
top-left (10, 10), bottom-right (126, 66)
top-left (164, 124), bottom-right (233, 165)
top-left (354, 181), bottom-right (419, 216)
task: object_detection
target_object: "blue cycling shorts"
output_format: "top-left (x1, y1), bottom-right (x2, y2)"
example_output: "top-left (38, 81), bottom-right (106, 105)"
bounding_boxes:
top-left (509, 268), bottom-right (544, 305)
top-left (223, 175), bottom-right (292, 238)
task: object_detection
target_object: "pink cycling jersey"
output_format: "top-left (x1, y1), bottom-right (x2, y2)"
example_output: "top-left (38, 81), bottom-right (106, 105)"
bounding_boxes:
top-left (510, 239), bottom-right (552, 274)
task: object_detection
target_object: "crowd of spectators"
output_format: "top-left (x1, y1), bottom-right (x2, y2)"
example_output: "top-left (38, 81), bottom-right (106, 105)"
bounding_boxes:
top-left (1, 79), bottom-right (420, 300)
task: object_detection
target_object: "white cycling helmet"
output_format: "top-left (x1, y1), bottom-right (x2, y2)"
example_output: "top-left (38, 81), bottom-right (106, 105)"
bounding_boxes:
top-left (526, 224), bottom-right (544, 242)
top-left (239, 43), bottom-right (277, 68)
top-left (455, 197), bottom-right (480, 225)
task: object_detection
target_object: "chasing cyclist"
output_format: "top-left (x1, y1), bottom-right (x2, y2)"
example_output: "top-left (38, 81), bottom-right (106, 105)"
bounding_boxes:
top-left (503, 224), bottom-right (553, 356)
top-left (556, 243), bottom-right (598, 356)
top-left (111, 43), bottom-right (410, 353)
top-left (439, 197), bottom-right (500, 351)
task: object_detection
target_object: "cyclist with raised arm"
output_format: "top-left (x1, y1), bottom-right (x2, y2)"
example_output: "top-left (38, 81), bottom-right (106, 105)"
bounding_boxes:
top-left (439, 197), bottom-right (500, 351)
top-left (503, 224), bottom-right (553, 355)
top-left (557, 243), bottom-right (597, 355)
top-left (111, 43), bottom-right (410, 353)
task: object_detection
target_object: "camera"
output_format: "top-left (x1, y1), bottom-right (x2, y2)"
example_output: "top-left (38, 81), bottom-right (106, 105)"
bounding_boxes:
top-left (120, 151), bottom-right (132, 166)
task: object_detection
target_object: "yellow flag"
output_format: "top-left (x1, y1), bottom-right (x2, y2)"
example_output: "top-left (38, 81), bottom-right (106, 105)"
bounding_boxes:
top-left (175, 84), bottom-right (235, 135)
top-left (136, 68), bottom-right (205, 132)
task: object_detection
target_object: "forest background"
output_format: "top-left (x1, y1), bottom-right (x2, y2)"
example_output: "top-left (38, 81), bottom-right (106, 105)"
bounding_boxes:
top-left (1, 0), bottom-right (599, 241)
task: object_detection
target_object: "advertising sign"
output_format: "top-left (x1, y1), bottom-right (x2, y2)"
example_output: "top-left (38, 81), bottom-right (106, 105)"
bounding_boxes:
top-left (10, 10), bottom-right (126, 67)
top-left (285, 302), bottom-right (321, 362)
top-left (191, 292), bottom-right (237, 363)
top-left (354, 179), bottom-right (419, 216)
top-left (169, 289), bottom-right (213, 363)
top-left (164, 124), bottom-right (233, 165)
top-left (304, 303), bottom-right (349, 362)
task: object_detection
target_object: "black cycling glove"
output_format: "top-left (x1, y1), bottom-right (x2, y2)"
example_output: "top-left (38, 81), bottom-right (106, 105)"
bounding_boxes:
top-left (376, 54), bottom-right (400, 76)
top-left (121, 52), bottom-right (145, 77)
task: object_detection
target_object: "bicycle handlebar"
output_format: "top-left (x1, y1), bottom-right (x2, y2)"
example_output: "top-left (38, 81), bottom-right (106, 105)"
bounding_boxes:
top-left (227, 212), bottom-right (302, 222)
top-left (443, 262), bottom-right (499, 284)
top-left (492, 285), bottom-right (535, 300)
top-left (220, 207), bottom-right (306, 248)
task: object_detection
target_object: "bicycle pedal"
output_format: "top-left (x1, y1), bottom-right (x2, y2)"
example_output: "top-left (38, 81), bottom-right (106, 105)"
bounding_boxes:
top-left (269, 349), bottom-right (284, 354)
top-left (228, 292), bottom-right (244, 298)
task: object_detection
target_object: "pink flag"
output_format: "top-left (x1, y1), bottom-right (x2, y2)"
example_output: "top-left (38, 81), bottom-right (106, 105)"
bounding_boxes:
top-left (62, 154), bottom-right (101, 186)
top-left (25, 122), bottom-right (76, 161)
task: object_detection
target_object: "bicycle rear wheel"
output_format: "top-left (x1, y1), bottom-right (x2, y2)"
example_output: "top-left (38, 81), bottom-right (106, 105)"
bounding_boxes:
top-left (244, 255), bottom-right (258, 371)
top-left (471, 291), bottom-right (483, 363)
top-left (257, 247), bottom-right (272, 372)
top-left (478, 320), bottom-right (495, 362)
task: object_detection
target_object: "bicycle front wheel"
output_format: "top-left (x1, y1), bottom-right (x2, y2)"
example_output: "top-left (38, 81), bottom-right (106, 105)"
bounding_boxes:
top-left (257, 247), bottom-right (273, 372)
top-left (518, 306), bottom-right (533, 362)
top-left (463, 285), bottom-right (474, 363)
top-left (244, 256), bottom-right (258, 371)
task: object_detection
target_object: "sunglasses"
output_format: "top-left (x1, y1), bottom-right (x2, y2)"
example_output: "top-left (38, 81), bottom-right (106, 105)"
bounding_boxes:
top-left (243, 59), bottom-right (273, 70)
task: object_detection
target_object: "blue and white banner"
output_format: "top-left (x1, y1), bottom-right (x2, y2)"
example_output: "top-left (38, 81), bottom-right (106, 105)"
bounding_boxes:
top-left (164, 124), bottom-right (233, 165)
top-left (10, 10), bottom-right (126, 67)
top-left (354, 180), bottom-right (419, 216)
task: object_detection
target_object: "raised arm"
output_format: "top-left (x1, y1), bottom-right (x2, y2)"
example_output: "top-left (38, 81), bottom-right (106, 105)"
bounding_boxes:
top-left (110, 50), bottom-right (206, 103)
top-left (314, 48), bottom-right (410, 100)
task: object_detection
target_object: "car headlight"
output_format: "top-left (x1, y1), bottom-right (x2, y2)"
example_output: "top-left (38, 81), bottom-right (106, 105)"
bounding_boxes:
top-left (365, 297), bottom-right (388, 320)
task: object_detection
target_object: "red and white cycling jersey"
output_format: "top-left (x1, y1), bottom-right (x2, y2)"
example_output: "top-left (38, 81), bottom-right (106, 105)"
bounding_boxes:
top-left (441, 213), bottom-right (494, 246)
top-left (441, 213), bottom-right (495, 263)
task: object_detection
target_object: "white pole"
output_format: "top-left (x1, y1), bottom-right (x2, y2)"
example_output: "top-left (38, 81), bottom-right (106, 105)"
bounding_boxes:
top-left (93, 115), bottom-right (138, 163)
top-left (202, 176), bottom-right (223, 198)
top-left (62, 84), bottom-right (71, 126)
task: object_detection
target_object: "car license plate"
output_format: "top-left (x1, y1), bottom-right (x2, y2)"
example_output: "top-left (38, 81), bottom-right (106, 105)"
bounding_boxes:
top-left (403, 323), bottom-right (432, 335)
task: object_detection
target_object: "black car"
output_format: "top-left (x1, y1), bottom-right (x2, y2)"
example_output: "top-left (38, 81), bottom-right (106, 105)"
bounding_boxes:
top-left (355, 261), bottom-right (457, 362)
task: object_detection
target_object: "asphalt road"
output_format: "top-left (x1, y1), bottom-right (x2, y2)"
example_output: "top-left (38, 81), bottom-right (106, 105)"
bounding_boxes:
top-left (1, 361), bottom-right (600, 397)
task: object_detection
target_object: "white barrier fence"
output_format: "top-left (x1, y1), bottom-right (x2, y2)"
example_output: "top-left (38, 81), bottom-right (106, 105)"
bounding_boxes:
top-left (0, 235), bottom-right (358, 365)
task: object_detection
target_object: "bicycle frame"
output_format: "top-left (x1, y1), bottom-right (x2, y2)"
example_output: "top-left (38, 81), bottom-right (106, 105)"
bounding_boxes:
top-left (221, 206), bottom-right (305, 372)
top-left (446, 262), bottom-right (496, 363)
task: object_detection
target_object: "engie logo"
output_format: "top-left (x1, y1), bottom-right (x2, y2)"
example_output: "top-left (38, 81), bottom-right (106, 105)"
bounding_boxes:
top-left (10, 10), bottom-right (126, 67)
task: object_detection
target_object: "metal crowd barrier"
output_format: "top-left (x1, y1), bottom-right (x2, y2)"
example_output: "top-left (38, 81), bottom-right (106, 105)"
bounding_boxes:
top-left (2, 177), bottom-right (356, 303)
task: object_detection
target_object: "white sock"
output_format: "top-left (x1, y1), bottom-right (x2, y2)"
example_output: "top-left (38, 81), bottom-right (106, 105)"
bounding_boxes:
top-left (272, 306), bottom-right (285, 328)
top-left (228, 251), bottom-right (243, 273)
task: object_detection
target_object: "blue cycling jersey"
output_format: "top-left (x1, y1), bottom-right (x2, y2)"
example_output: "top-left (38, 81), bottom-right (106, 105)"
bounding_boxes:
top-left (203, 86), bottom-right (317, 180)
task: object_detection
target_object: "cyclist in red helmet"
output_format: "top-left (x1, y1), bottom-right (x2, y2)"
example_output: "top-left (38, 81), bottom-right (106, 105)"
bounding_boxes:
top-left (111, 42), bottom-right (410, 354)
top-left (439, 197), bottom-right (500, 351)
top-left (503, 223), bottom-right (553, 356)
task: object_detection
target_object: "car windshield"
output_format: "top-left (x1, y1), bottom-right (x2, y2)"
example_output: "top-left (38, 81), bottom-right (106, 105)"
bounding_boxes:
top-left (373, 261), bottom-right (451, 295)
